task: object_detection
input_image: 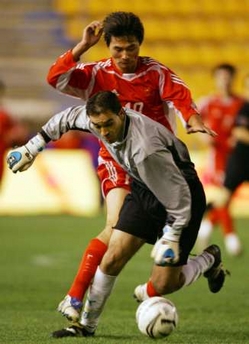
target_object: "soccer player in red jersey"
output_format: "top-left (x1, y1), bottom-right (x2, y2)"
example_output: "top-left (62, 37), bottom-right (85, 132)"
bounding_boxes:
top-left (196, 64), bottom-right (244, 256)
top-left (46, 11), bottom-right (215, 331)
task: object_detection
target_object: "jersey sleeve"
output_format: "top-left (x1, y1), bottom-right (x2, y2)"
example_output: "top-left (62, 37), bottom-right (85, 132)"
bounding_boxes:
top-left (41, 106), bottom-right (91, 141)
top-left (47, 50), bottom-right (93, 99)
top-left (161, 67), bottom-right (200, 123)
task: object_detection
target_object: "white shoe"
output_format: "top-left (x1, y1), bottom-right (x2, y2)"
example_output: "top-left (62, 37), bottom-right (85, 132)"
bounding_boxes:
top-left (79, 297), bottom-right (101, 332)
top-left (224, 233), bottom-right (242, 256)
top-left (195, 219), bottom-right (213, 253)
top-left (133, 284), bottom-right (149, 302)
top-left (57, 295), bottom-right (83, 322)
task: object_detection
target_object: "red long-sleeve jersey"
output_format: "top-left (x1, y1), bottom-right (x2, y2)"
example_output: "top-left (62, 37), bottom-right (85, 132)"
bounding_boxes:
top-left (47, 50), bottom-right (199, 134)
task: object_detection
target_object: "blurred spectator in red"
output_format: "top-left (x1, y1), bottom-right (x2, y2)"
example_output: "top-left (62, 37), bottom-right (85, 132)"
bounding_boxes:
top-left (196, 63), bottom-right (244, 256)
top-left (0, 80), bottom-right (28, 188)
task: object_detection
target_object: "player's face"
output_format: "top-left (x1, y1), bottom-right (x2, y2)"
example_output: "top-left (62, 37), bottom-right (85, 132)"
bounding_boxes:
top-left (109, 36), bottom-right (140, 73)
top-left (89, 110), bottom-right (126, 144)
top-left (214, 69), bottom-right (234, 93)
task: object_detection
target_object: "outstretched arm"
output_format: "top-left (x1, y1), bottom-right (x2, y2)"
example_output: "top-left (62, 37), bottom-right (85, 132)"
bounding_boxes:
top-left (7, 106), bottom-right (91, 173)
top-left (47, 21), bottom-right (103, 95)
top-left (186, 114), bottom-right (217, 136)
top-left (137, 150), bottom-right (193, 265)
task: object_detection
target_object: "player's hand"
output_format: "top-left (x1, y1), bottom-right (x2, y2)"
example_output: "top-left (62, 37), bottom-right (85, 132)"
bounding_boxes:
top-left (82, 21), bottom-right (103, 47)
top-left (7, 134), bottom-right (46, 173)
top-left (151, 226), bottom-right (180, 265)
top-left (186, 114), bottom-right (217, 137)
top-left (7, 146), bottom-right (35, 173)
top-left (72, 21), bottom-right (103, 60)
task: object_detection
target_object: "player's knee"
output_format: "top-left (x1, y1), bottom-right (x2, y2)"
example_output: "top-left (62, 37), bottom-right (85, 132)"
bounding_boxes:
top-left (97, 226), bottom-right (113, 244)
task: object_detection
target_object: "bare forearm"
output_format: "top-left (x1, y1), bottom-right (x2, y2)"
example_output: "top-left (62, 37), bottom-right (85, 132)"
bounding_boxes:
top-left (71, 42), bottom-right (91, 61)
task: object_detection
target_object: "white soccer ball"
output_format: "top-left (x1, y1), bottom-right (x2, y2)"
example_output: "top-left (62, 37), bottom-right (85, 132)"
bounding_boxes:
top-left (136, 296), bottom-right (178, 339)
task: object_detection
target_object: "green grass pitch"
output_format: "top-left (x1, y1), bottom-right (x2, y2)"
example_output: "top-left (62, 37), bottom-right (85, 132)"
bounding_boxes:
top-left (0, 214), bottom-right (249, 344)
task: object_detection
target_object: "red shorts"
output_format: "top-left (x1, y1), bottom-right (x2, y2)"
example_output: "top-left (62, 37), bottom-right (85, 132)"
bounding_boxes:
top-left (97, 144), bottom-right (131, 197)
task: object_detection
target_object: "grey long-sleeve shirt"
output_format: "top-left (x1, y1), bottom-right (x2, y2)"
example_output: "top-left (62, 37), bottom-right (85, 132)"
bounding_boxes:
top-left (41, 106), bottom-right (199, 232)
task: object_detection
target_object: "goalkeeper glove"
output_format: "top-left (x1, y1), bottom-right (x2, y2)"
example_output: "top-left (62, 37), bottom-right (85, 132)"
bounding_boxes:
top-left (151, 225), bottom-right (180, 266)
top-left (7, 134), bottom-right (46, 173)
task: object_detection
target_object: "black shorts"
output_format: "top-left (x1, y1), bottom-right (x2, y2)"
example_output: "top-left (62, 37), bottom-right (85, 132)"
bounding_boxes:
top-left (115, 178), bottom-right (206, 266)
top-left (224, 143), bottom-right (249, 192)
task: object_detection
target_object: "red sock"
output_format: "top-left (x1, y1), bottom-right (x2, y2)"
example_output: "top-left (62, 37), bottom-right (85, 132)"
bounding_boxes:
top-left (208, 207), bottom-right (235, 235)
top-left (146, 280), bottom-right (161, 297)
top-left (216, 207), bottom-right (235, 235)
top-left (68, 238), bottom-right (108, 300)
top-left (208, 208), bottom-right (219, 225)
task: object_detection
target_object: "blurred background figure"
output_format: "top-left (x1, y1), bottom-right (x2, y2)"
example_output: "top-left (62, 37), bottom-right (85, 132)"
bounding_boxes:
top-left (243, 73), bottom-right (249, 101)
top-left (217, 100), bottom-right (249, 232)
top-left (0, 79), bottom-right (28, 191)
top-left (195, 64), bottom-right (245, 256)
top-left (202, 75), bottom-right (249, 255)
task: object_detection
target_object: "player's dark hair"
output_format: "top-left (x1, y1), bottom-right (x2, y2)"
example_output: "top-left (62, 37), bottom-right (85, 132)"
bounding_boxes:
top-left (103, 11), bottom-right (144, 46)
top-left (212, 63), bottom-right (237, 76)
top-left (86, 91), bottom-right (122, 116)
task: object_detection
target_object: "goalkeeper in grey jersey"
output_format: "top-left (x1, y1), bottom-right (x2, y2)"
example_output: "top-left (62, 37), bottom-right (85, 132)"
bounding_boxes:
top-left (7, 91), bottom-right (227, 337)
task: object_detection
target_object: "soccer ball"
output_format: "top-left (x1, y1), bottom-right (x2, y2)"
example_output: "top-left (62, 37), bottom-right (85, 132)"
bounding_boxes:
top-left (136, 297), bottom-right (178, 339)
